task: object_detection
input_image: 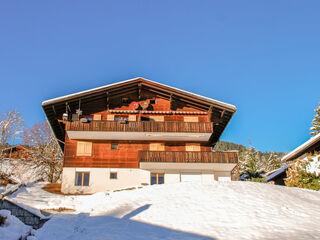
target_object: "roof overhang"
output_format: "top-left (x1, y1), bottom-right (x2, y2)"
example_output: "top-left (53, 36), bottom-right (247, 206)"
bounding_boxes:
top-left (281, 133), bottom-right (320, 162)
top-left (67, 131), bottom-right (211, 142)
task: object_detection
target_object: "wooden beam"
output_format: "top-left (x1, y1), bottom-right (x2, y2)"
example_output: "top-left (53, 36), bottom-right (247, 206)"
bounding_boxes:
top-left (106, 91), bottom-right (109, 110)
top-left (138, 83), bottom-right (142, 100)
top-left (52, 105), bottom-right (65, 137)
top-left (142, 82), bottom-right (233, 112)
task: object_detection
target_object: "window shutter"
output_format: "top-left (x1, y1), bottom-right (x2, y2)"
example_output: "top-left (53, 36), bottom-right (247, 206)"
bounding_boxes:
top-left (128, 115), bottom-right (136, 121)
top-left (77, 141), bottom-right (92, 156)
top-left (107, 115), bottom-right (115, 121)
top-left (149, 116), bottom-right (164, 122)
top-left (149, 143), bottom-right (164, 151)
top-left (93, 114), bottom-right (101, 121)
top-left (186, 143), bottom-right (200, 151)
top-left (184, 116), bottom-right (199, 122)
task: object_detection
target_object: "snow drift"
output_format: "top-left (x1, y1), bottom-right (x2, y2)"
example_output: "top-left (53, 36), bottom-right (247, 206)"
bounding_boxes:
top-left (6, 182), bottom-right (320, 240)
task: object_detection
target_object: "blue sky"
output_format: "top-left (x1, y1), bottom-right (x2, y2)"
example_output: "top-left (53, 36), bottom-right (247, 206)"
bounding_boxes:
top-left (0, 1), bottom-right (319, 152)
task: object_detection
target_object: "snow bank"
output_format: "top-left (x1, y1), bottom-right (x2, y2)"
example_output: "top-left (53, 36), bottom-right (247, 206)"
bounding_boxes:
top-left (0, 209), bottom-right (32, 240)
top-left (8, 181), bottom-right (320, 240)
top-left (306, 154), bottom-right (320, 176)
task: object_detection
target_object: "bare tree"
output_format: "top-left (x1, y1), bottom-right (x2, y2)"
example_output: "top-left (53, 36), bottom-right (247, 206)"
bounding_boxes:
top-left (23, 121), bottom-right (63, 183)
top-left (0, 110), bottom-right (24, 148)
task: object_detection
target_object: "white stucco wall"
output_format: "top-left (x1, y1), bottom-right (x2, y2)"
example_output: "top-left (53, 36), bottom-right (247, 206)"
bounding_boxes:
top-left (214, 171), bottom-right (231, 181)
top-left (164, 173), bottom-right (181, 183)
top-left (201, 173), bottom-right (215, 183)
top-left (61, 167), bottom-right (150, 194)
top-left (62, 167), bottom-right (230, 194)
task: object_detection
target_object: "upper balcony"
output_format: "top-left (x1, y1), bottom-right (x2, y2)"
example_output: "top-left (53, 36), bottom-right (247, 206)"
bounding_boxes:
top-left (65, 120), bottom-right (214, 141)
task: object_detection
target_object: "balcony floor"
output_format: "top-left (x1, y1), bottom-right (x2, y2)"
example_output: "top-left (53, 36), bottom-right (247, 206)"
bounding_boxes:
top-left (67, 130), bottom-right (211, 141)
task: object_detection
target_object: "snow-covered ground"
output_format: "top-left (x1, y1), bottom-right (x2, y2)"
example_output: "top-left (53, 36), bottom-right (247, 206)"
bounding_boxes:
top-left (4, 182), bottom-right (320, 240)
top-left (0, 210), bottom-right (32, 240)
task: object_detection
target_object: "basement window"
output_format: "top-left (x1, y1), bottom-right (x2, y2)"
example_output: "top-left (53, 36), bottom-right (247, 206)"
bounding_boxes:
top-left (111, 144), bottom-right (118, 150)
top-left (151, 173), bottom-right (164, 185)
top-left (110, 172), bottom-right (117, 179)
top-left (75, 172), bottom-right (90, 186)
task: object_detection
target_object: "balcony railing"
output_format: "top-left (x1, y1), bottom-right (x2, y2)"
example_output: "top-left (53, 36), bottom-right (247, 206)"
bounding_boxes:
top-left (138, 151), bottom-right (238, 164)
top-left (65, 120), bottom-right (213, 133)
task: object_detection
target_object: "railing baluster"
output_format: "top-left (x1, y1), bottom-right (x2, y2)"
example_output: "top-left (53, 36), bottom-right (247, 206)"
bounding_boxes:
top-left (138, 151), bottom-right (238, 164)
top-left (68, 120), bottom-right (213, 133)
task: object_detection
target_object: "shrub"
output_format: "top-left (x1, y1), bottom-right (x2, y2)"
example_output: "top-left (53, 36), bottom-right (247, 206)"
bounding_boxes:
top-left (285, 157), bottom-right (320, 191)
top-left (250, 177), bottom-right (266, 183)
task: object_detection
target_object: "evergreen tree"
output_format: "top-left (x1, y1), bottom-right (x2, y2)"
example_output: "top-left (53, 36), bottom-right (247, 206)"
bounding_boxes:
top-left (310, 102), bottom-right (320, 136)
top-left (239, 146), bottom-right (262, 178)
top-left (262, 152), bottom-right (282, 172)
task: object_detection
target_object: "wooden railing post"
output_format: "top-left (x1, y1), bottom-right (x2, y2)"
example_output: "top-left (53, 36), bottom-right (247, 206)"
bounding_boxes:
top-left (138, 151), bottom-right (238, 164)
top-left (67, 120), bottom-right (213, 133)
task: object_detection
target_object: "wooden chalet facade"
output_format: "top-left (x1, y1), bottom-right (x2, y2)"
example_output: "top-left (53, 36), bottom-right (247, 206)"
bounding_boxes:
top-left (42, 77), bottom-right (238, 193)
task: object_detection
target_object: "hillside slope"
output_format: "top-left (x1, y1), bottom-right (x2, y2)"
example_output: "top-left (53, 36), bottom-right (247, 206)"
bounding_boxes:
top-left (7, 182), bottom-right (320, 240)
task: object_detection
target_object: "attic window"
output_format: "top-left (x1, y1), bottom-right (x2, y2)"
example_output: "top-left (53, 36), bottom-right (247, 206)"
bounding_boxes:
top-left (150, 99), bottom-right (156, 104)
top-left (122, 98), bottom-right (129, 104)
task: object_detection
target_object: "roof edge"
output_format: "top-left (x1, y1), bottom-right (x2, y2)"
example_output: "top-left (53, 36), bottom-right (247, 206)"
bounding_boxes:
top-left (281, 133), bottom-right (320, 162)
top-left (41, 77), bottom-right (237, 112)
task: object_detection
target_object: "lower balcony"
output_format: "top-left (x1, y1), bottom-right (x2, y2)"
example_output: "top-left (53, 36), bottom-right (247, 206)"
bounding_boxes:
top-left (139, 151), bottom-right (238, 172)
top-left (138, 151), bottom-right (238, 163)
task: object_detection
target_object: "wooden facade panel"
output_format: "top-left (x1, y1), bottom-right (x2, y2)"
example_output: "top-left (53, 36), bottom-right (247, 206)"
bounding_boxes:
top-left (64, 136), bottom-right (213, 168)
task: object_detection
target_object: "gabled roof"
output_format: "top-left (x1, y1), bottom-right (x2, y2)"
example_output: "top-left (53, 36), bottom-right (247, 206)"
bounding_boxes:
top-left (281, 133), bottom-right (320, 162)
top-left (42, 77), bottom-right (237, 150)
top-left (266, 165), bottom-right (291, 182)
top-left (42, 77), bottom-right (236, 111)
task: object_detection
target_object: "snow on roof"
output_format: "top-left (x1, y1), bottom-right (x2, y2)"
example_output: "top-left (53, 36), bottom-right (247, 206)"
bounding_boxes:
top-left (41, 77), bottom-right (237, 111)
top-left (266, 165), bottom-right (291, 182)
top-left (281, 133), bottom-right (320, 162)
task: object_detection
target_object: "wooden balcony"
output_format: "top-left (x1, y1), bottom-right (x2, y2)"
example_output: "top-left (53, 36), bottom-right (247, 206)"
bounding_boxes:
top-left (65, 120), bottom-right (214, 133)
top-left (138, 151), bottom-right (238, 164)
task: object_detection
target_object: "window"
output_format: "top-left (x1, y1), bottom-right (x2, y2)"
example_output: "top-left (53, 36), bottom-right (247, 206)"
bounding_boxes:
top-left (141, 116), bottom-right (150, 121)
top-left (151, 173), bottom-right (164, 185)
top-left (76, 141), bottom-right (92, 156)
top-left (149, 143), bottom-right (165, 151)
top-left (75, 172), bottom-right (90, 186)
top-left (122, 97), bottom-right (129, 104)
top-left (111, 143), bottom-right (118, 150)
top-left (115, 115), bottom-right (128, 121)
top-left (110, 172), bottom-right (117, 179)
top-left (184, 116), bottom-right (199, 122)
top-left (150, 99), bottom-right (156, 104)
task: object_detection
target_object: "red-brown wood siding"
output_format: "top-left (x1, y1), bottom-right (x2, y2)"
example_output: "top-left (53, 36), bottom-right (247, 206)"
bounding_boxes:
top-left (64, 136), bottom-right (212, 168)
